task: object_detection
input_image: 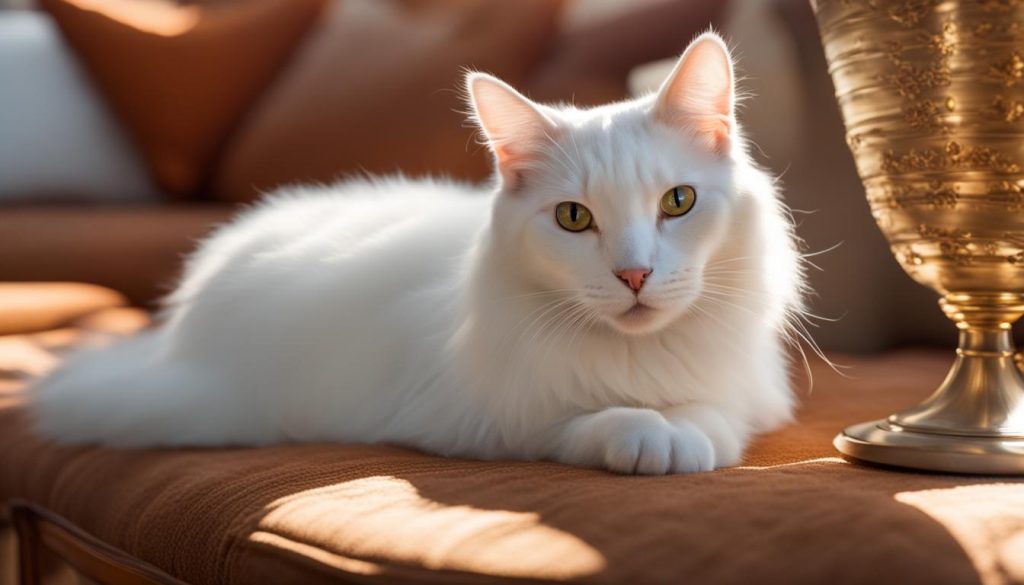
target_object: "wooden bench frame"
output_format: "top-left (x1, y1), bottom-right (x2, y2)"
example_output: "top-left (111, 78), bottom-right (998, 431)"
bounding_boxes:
top-left (6, 502), bottom-right (185, 585)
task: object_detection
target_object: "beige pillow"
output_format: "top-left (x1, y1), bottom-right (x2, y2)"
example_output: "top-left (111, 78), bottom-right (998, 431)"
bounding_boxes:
top-left (212, 0), bottom-right (564, 203)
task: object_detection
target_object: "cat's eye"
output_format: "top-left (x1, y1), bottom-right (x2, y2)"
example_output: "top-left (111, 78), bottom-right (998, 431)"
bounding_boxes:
top-left (660, 185), bottom-right (697, 217)
top-left (555, 201), bottom-right (593, 232)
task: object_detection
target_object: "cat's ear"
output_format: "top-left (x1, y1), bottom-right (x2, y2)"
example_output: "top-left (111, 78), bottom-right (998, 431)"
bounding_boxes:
top-left (466, 72), bottom-right (558, 186)
top-left (653, 32), bottom-right (735, 154)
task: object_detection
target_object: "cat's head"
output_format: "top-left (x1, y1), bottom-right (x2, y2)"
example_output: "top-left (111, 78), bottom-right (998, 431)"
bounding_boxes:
top-left (468, 32), bottom-right (751, 336)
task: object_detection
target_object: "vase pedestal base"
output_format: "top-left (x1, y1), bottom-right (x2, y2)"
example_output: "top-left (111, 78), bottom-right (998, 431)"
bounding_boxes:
top-left (835, 420), bottom-right (1024, 475)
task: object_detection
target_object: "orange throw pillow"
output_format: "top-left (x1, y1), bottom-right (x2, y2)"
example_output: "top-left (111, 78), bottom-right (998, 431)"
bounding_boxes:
top-left (39, 0), bottom-right (325, 198)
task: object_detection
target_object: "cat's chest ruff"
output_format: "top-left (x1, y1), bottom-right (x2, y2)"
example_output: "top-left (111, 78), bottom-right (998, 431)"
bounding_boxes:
top-left (544, 333), bottom-right (712, 410)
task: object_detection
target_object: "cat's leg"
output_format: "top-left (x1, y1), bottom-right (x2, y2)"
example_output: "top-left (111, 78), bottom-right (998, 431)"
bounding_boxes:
top-left (659, 403), bottom-right (751, 468)
top-left (552, 407), bottom-right (715, 474)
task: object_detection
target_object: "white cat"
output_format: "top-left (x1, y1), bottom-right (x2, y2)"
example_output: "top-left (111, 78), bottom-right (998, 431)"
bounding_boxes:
top-left (31, 33), bottom-right (805, 474)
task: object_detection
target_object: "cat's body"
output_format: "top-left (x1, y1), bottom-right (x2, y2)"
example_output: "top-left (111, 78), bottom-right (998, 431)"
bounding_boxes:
top-left (32, 34), bottom-right (805, 474)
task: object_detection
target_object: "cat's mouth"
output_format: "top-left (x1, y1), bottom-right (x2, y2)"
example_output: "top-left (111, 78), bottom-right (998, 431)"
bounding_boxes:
top-left (608, 302), bottom-right (665, 334)
top-left (619, 302), bottom-right (655, 321)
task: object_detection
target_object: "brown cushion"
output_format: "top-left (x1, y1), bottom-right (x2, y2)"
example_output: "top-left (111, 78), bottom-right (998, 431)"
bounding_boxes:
top-left (0, 311), bottom-right (1016, 584)
top-left (527, 0), bottom-right (729, 106)
top-left (40, 0), bottom-right (326, 198)
top-left (211, 0), bottom-right (564, 203)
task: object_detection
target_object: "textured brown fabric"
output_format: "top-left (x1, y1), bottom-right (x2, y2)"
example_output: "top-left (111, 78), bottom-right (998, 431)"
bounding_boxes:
top-left (39, 0), bottom-right (326, 198)
top-left (2, 293), bottom-right (1023, 584)
top-left (211, 0), bottom-right (564, 203)
top-left (0, 205), bottom-right (235, 307)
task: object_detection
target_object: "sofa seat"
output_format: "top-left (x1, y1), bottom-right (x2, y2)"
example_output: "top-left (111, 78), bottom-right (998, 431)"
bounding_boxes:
top-left (1, 284), bottom-right (1023, 585)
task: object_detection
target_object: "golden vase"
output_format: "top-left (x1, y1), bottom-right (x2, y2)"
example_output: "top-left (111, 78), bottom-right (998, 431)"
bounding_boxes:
top-left (814, 0), bottom-right (1024, 473)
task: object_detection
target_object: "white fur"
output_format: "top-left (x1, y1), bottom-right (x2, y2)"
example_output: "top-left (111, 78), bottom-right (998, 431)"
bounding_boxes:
top-left (31, 34), bottom-right (804, 474)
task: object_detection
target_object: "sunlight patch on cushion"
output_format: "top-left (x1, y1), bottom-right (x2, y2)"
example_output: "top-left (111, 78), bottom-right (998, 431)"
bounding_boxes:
top-left (257, 475), bottom-right (606, 580)
top-left (896, 484), bottom-right (1024, 585)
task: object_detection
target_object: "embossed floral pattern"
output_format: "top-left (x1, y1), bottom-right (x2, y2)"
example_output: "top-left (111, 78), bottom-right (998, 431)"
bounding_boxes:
top-left (819, 0), bottom-right (1024, 274)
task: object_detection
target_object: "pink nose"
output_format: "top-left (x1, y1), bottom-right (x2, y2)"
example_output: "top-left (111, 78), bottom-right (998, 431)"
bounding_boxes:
top-left (615, 268), bottom-right (652, 292)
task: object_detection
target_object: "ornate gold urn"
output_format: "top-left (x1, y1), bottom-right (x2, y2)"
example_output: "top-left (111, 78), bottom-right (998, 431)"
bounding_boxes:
top-left (814, 0), bottom-right (1024, 473)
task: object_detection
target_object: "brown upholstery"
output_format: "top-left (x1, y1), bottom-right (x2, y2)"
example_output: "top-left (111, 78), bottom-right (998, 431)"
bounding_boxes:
top-left (527, 0), bottom-right (727, 106)
top-left (212, 0), bottom-right (565, 203)
top-left (2, 285), bottom-right (1024, 584)
top-left (40, 0), bottom-right (326, 198)
top-left (0, 206), bottom-right (235, 307)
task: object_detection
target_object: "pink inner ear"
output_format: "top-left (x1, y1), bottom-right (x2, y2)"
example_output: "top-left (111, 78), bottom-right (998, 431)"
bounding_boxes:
top-left (492, 141), bottom-right (533, 170)
top-left (693, 114), bottom-right (732, 154)
top-left (468, 73), bottom-right (558, 186)
top-left (655, 35), bottom-right (735, 154)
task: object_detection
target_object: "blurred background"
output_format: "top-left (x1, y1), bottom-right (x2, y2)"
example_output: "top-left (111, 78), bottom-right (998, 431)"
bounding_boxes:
top-left (0, 0), bottom-right (959, 352)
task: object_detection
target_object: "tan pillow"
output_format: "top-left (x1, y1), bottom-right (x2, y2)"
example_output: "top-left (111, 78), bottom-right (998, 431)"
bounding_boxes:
top-left (39, 0), bottom-right (326, 198)
top-left (212, 0), bottom-right (563, 203)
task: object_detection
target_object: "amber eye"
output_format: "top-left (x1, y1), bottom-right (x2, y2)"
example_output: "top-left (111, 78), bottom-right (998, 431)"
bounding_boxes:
top-left (660, 185), bottom-right (697, 217)
top-left (555, 201), bottom-right (593, 232)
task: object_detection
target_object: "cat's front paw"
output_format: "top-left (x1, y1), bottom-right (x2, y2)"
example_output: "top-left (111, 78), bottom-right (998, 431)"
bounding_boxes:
top-left (595, 409), bottom-right (714, 475)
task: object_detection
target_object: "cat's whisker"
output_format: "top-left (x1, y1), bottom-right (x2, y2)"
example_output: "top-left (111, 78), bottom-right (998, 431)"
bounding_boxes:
top-left (539, 306), bottom-right (585, 359)
top-left (695, 293), bottom-right (767, 321)
top-left (801, 241), bottom-right (844, 259)
top-left (495, 296), bottom-right (580, 361)
top-left (564, 305), bottom-right (600, 352)
top-left (700, 272), bottom-right (755, 282)
top-left (795, 242), bottom-right (843, 274)
top-left (512, 297), bottom-right (584, 363)
top-left (697, 292), bottom-right (846, 385)
top-left (510, 300), bottom-right (591, 391)
top-left (653, 291), bottom-right (698, 302)
top-left (686, 303), bottom-right (753, 359)
top-left (694, 291), bottom-right (759, 305)
top-left (701, 267), bottom-right (756, 275)
top-left (701, 283), bottom-right (765, 297)
top-left (502, 288), bottom-right (580, 302)
top-left (551, 303), bottom-right (593, 346)
top-left (568, 132), bottom-right (585, 177)
top-left (699, 284), bottom-right (750, 293)
top-left (542, 151), bottom-right (578, 180)
top-left (544, 132), bottom-right (582, 178)
top-left (501, 299), bottom-right (576, 390)
top-left (704, 256), bottom-right (764, 268)
top-left (511, 297), bottom-right (579, 346)
top-left (800, 311), bottom-right (846, 324)
top-left (700, 278), bottom-right (843, 366)
top-left (786, 317), bottom-right (849, 376)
